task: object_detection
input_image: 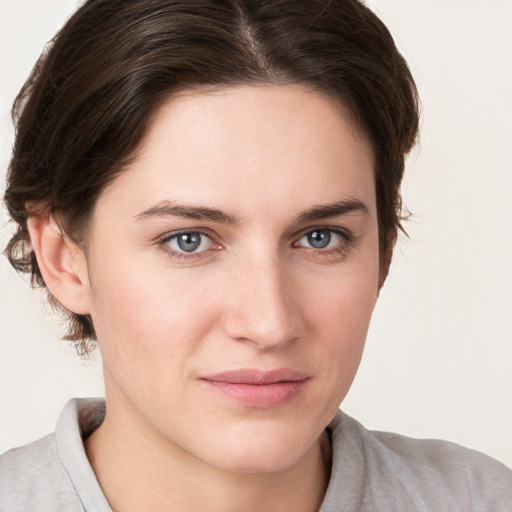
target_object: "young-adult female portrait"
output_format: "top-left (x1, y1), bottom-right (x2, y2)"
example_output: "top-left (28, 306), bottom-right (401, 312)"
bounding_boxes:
top-left (1, 0), bottom-right (511, 510)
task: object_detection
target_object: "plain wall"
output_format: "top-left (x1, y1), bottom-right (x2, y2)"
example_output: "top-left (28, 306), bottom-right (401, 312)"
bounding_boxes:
top-left (1, 0), bottom-right (511, 467)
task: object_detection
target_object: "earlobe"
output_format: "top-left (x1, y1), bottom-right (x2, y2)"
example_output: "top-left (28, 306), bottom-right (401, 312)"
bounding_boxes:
top-left (27, 212), bottom-right (91, 315)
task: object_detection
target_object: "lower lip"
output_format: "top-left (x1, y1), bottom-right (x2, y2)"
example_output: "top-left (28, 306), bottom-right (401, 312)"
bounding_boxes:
top-left (203, 380), bottom-right (308, 408)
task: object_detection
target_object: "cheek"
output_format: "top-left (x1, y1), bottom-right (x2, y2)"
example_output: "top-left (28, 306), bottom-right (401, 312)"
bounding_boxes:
top-left (304, 258), bottom-right (379, 393)
top-left (88, 257), bottom-right (221, 385)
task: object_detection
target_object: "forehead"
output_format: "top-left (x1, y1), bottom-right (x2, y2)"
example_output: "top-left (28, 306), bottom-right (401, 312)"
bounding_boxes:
top-left (95, 83), bottom-right (376, 223)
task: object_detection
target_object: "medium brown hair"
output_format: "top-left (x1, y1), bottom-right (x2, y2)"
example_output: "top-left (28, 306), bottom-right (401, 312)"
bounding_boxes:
top-left (4, 0), bottom-right (419, 354)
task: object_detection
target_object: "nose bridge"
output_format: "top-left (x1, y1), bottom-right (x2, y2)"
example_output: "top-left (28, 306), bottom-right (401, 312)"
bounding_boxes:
top-left (224, 249), bottom-right (302, 349)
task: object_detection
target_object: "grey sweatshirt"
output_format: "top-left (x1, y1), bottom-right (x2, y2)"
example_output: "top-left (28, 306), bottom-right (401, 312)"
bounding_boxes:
top-left (1, 398), bottom-right (511, 511)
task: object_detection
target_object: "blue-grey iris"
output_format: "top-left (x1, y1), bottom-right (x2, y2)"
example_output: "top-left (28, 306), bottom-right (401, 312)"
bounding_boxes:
top-left (307, 230), bottom-right (331, 249)
top-left (177, 233), bottom-right (201, 252)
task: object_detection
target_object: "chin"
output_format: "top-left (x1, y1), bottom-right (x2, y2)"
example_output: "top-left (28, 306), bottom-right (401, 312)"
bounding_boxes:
top-left (212, 444), bottom-right (308, 474)
top-left (196, 419), bottom-right (320, 474)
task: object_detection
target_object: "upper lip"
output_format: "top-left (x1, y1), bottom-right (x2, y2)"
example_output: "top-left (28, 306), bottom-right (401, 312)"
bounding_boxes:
top-left (201, 368), bottom-right (309, 384)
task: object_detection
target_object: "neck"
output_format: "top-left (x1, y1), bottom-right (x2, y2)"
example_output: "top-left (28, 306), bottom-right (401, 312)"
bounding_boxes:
top-left (85, 395), bottom-right (331, 512)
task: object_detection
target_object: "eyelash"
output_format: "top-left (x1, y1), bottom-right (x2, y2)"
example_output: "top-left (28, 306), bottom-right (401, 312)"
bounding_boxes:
top-left (158, 227), bottom-right (354, 261)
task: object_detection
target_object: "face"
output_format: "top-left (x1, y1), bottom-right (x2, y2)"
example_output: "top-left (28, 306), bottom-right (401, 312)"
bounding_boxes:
top-left (82, 84), bottom-right (382, 473)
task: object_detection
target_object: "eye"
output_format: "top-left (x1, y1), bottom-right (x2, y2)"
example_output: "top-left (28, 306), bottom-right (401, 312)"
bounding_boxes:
top-left (163, 231), bottom-right (214, 254)
top-left (295, 228), bottom-right (345, 250)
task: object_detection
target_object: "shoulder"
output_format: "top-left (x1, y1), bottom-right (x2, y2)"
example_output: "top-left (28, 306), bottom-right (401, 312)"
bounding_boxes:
top-left (0, 433), bottom-right (84, 512)
top-left (323, 410), bottom-right (512, 512)
top-left (369, 426), bottom-right (512, 507)
top-left (0, 398), bottom-right (107, 512)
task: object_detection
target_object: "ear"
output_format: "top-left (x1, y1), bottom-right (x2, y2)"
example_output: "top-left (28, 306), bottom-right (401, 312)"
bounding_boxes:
top-left (27, 212), bottom-right (91, 315)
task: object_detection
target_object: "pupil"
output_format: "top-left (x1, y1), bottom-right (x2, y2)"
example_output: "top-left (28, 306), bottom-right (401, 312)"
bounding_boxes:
top-left (308, 230), bottom-right (331, 249)
top-left (177, 233), bottom-right (201, 252)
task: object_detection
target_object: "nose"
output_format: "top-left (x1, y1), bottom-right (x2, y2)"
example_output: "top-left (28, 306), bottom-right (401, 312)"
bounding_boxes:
top-left (222, 255), bottom-right (305, 350)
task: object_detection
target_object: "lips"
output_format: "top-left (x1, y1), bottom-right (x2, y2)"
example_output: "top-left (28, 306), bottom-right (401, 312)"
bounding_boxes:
top-left (201, 369), bottom-right (309, 408)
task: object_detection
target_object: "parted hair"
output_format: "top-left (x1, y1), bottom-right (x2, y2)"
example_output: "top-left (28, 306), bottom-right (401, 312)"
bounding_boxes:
top-left (3, 0), bottom-right (419, 355)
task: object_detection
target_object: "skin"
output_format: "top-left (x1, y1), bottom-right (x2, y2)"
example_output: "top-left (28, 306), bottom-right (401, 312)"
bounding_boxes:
top-left (28, 83), bottom-right (387, 512)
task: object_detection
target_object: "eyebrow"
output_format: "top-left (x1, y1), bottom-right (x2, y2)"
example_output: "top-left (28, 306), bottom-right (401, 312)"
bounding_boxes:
top-left (134, 198), bottom-right (369, 224)
top-left (135, 201), bottom-right (238, 224)
top-left (294, 198), bottom-right (370, 224)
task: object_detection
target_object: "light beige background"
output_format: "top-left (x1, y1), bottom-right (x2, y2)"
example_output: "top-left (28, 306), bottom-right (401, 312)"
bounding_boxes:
top-left (1, 0), bottom-right (511, 467)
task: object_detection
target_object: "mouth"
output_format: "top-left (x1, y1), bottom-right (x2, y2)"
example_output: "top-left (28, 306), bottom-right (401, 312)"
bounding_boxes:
top-left (201, 369), bottom-right (310, 408)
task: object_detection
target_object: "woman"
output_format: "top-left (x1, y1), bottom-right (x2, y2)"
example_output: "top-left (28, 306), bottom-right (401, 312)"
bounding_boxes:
top-left (1, 0), bottom-right (511, 510)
